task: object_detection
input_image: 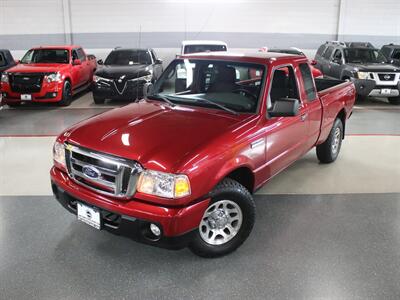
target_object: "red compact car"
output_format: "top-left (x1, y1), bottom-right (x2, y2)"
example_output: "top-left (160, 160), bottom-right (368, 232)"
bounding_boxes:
top-left (1, 45), bottom-right (96, 106)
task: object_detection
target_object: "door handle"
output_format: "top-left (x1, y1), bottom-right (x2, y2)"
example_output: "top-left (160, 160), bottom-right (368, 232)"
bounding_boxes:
top-left (301, 113), bottom-right (308, 121)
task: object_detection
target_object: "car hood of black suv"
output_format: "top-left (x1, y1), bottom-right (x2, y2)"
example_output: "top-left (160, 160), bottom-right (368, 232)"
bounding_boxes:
top-left (347, 63), bottom-right (400, 73)
top-left (95, 64), bottom-right (152, 80)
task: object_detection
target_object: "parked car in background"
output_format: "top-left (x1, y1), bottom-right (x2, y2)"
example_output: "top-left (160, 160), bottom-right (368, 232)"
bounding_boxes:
top-left (380, 44), bottom-right (400, 66)
top-left (0, 45), bottom-right (96, 107)
top-left (92, 48), bottom-right (163, 104)
top-left (261, 47), bottom-right (323, 78)
top-left (51, 51), bottom-right (355, 257)
top-left (181, 40), bottom-right (228, 54)
top-left (0, 49), bottom-right (18, 107)
top-left (314, 41), bottom-right (400, 104)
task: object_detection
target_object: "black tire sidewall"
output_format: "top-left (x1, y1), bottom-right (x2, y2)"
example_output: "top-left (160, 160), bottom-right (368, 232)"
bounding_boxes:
top-left (330, 119), bottom-right (343, 161)
top-left (60, 81), bottom-right (72, 106)
top-left (189, 180), bottom-right (255, 257)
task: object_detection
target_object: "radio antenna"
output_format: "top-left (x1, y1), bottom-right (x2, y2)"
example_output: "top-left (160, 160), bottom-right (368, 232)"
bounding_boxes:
top-left (135, 25), bottom-right (142, 101)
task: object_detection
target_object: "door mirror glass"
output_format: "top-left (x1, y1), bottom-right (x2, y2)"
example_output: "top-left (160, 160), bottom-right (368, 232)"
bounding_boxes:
top-left (269, 98), bottom-right (300, 117)
top-left (72, 59), bottom-right (82, 66)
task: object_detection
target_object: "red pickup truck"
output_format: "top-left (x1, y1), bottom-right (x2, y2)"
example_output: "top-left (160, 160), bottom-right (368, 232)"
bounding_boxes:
top-left (0, 45), bottom-right (96, 106)
top-left (50, 52), bottom-right (355, 257)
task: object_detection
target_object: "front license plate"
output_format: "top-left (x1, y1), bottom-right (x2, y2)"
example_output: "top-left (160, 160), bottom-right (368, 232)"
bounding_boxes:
top-left (21, 94), bottom-right (32, 100)
top-left (381, 89), bottom-right (391, 95)
top-left (77, 202), bottom-right (101, 230)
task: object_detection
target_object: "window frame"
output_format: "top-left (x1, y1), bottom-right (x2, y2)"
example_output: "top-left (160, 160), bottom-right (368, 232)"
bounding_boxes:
top-left (266, 63), bottom-right (301, 117)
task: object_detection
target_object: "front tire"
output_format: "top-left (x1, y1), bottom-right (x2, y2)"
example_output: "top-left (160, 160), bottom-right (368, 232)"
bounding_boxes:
top-left (388, 97), bottom-right (400, 105)
top-left (316, 118), bottom-right (343, 163)
top-left (189, 178), bottom-right (255, 258)
top-left (93, 95), bottom-right (105, 104)
top-left (58, 80), bottom-right (72, 106)
top-left (7, 102), bottom-right (21, 108)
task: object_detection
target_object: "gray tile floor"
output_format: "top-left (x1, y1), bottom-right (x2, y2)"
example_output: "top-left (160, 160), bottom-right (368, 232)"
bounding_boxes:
top-left (1, 194), bottom-right (400, 300)
top-left (1, 93), bottom-right (400, 299)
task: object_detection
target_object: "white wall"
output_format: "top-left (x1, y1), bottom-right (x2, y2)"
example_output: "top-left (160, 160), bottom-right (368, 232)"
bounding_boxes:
top-left (1, 0), bottom-right (400, 62)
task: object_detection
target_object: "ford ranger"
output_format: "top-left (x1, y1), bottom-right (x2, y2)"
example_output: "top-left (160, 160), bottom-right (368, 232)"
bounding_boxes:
top-left (1, 45), bottom-right (96, 107)
top-left (51, 52), bottom-right (355, 257)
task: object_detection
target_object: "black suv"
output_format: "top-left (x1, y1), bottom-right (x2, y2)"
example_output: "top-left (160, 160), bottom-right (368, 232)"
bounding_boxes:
top-left (380, 44), bottom-right (400, 66)
top-left (92, 48), bottom-right (163, 104)
top-left (315, 41), bottom-right (400, 105)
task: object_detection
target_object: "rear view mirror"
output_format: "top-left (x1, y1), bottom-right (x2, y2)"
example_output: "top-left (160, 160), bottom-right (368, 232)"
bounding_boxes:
top-left (269, 98), bottom-right (300, 117)
top-left (143, 82), bottom-right (154, 98)
top-left (72, 59), bottom-right (82, 66)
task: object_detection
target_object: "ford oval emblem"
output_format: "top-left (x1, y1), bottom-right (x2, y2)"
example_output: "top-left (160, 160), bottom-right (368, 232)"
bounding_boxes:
top-left (82, 165), bottom-right (101, 179)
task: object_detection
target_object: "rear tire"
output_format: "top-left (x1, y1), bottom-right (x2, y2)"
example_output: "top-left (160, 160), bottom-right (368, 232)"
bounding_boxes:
top-left (316, 118), bottom-right (343, 164)
top-left (188, 178), bottom-right (255, 258)
top-left (58, 80), bottom-right (72, 106)
top-left (388, 97), bottom-right (400, 105)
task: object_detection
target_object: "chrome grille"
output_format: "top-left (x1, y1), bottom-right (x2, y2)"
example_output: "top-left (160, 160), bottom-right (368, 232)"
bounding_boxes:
top-left (65, 144), bottom-right (142, 198)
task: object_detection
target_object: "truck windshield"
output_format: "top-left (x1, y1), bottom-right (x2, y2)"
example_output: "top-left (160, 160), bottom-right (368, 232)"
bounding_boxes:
top-left (152, 59), bottom-right (265, 114)
top-left (104, 50), bottom-right (152, 65)
top-left (184, 45), bottom-right (227, 54)
top-left (20, 49), bottom-right (69, 64)
top-left (344, 48), bottom-right (387, 64)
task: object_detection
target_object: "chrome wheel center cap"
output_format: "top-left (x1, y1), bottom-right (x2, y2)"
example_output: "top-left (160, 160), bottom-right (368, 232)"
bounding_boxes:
top-left (208, 209), bottom-right (229, 229)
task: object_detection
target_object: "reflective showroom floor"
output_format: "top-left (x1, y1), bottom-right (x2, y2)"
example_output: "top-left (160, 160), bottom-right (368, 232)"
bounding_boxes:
top-left (0, 93), bottom-right (400, 299)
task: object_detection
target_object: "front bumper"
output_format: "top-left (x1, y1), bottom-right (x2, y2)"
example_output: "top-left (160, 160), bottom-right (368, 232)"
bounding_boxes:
top-left (50, 166), bottom-right (210, 249)
top-left (93, 81), bottom-right (145, 101)
top-left (352, 78), bottom-right (400, 97)
top-left (1, 81), bottom-right (63, 103)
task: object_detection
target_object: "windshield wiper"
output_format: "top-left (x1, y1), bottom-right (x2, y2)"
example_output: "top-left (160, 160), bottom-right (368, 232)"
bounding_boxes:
top-left (147, 94), bottom-right (176, 107)
top-left (192, 98), bottom-right (238, 115)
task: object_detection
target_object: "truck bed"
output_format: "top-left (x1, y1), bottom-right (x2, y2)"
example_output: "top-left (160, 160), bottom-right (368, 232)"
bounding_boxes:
top-left (315, 78), bottom-right (346, 92)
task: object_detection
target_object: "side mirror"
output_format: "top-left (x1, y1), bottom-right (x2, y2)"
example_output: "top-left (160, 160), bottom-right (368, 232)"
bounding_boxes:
top-left (310, 59), bottom-right (317, 66)
top-left (143, 82), bottom-right (154, 98)
top-left (14, 60), bottom-right (20, 64)
top-left (72, 59), bottom-right (82, 66)
top-left (269, 98), bottom-right (300, 117)
top-left (97, 59), bottom-right (104, 65)
top-left (155, 59), bottom-right (163, 65)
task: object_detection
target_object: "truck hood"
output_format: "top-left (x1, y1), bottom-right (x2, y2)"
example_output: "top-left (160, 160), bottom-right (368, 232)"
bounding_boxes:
top-left (65, 100), bottom-right (249, 172)
top-left (348, 63), bottom-right (400, 72)
top-left (6, 63), bottom-right (68, 73)
top-left (95, 65), bottom-right (150, 80)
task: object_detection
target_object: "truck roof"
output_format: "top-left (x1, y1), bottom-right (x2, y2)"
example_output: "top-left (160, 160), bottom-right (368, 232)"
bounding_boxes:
top-left (30, 45), bottom-right (81, 50)
top-left (178, 51), bottom-right (303, 64)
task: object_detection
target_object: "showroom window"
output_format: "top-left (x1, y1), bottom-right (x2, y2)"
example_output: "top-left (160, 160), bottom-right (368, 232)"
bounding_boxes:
top-left (299, 63), bottom-right (317, 101)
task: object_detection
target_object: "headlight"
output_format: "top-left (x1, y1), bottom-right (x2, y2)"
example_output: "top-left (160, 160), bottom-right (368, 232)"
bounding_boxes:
top-left (45, 72), bottom-right (62, 83)
top-left (129, 74), bottom-right (152, 82)
top-left (137, 170), bottom-right (191, 199)
top-left (93, 75), bottom-right (112, 83)
top-left (357, 72), bottom-right (369, 79)
top-left (53, 141), bottom-right (66, 169)
top-left (1, 73), bottom-right (9, 83)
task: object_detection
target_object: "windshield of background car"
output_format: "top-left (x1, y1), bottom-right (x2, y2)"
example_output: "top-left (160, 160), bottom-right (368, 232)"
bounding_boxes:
top-left (344, 48), bottom-right (387, 63)
top-left (153, 59), bottom-right (266, 113)
top-left (184, 45), bottom-right (227, 54)
top-left (20, 49), bottom-right (69, 64)
top-left (104, 50), bottom-right (152, 65)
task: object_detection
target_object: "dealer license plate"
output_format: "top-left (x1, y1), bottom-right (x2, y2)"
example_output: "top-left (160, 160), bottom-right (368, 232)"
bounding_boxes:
top-left (21, 94), bottom-right (32, 100)
top-left (381, 89), bottom-right (391, 95)
top-left (77, 202), bottom-right (101, 230)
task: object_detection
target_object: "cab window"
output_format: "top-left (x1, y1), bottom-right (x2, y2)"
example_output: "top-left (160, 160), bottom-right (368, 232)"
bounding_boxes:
top-left (268, 65), bottom-right (299, 110)
top-left (0, 53), bottom-right (5, 67)
top-left (299, 63), bottom-right (317, 101)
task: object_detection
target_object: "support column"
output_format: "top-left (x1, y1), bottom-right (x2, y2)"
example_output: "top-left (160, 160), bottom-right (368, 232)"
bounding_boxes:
top-left (336, 0), bottom-right (346, 40)
top-left (62, 0), bottom-right (73, 44)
